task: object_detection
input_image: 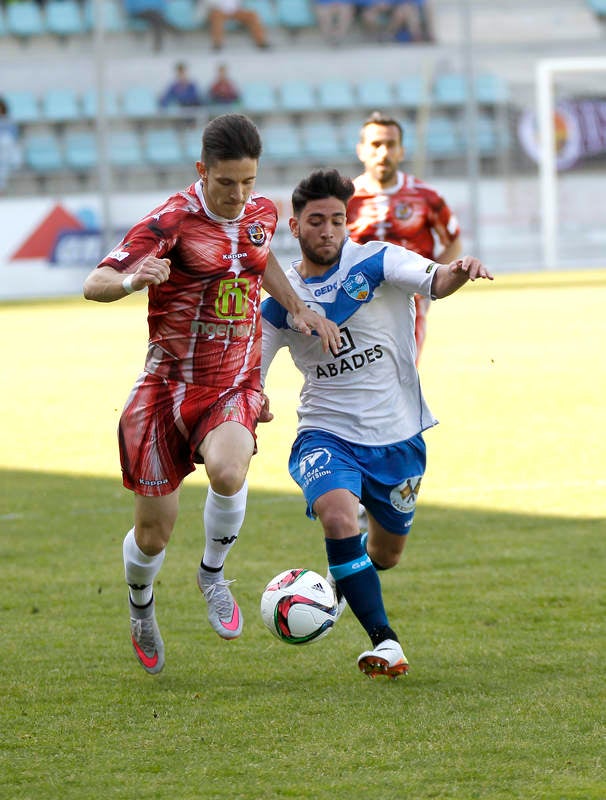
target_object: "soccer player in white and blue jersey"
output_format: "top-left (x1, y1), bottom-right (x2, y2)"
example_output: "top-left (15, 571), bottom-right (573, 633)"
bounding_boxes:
top-left (261, 169), bottom-right (493, 678)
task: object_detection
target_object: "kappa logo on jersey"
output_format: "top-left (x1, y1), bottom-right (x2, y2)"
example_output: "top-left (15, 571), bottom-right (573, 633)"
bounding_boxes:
top-left (215, 277), bottom-right (250, 319)
top-left (299, 448), bottom-right (332, 489)
top-left (247, 222), bottom-right (266, 246)
top-left (342, 272), bottom-right (370, 301)
top-left (390, 476), bottom-right (423, 514)
top-left (395, 202), bottom-right (413, 220)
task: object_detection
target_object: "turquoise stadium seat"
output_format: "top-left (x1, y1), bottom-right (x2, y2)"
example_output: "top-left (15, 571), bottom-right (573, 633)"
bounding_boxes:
top-left (183, 129), bottom-right (202, 162)
top-left (243, 0), bottom-right (279, 28)
top-left (64, 131), bottom-right (99, 171)
top-left (276, 0), bottom-right (316, 31)
top-left (356, 77), bottom-right (394, 110)
top-left (425, 116), bottom-right (464, 159)
top-left (586, 0), bottom-right (606, 18)
top-left (6, 1), bottom-right (45, 39)
top-left (433, 74), bottom-right (470, 108)
top-left (279, 80), bottom-right (316, 114)
top-left (143, 128), bottom-right (184, 166)
top-left (317, 79), bottom-right (356, 113)
top-left (300, 121), bottom-right (343, 159)
top-left (240, 81), bottom-right (278, 115)
top-left (82, 88), bottom-right (120, 119)
top-left (262, 123), bottom-right (301, 161)
top-left (25, 133), bottom-right (64, 172)
top-left (122, 85), bottom-right (159, 119)
top-left (164, 0), bottom-right (200, 31)
top-left (394, 76), bottom-right (427, 109)
top-left (41, 88), bottom-right (81, 123)
top-left (83, 0), bottom-right (127, 33)
top-left (475, 73), bottom-right (509, 105)
top-left (108, 130), bottom-right (145, 168)
top-left (4, 91), bottom-right (40, 124)
top-left (45, 0), bottom-right (85, 38)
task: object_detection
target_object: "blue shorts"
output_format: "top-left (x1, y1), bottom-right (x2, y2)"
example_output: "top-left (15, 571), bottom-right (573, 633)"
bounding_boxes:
top-left (288, 430), bottom-right (426, 535)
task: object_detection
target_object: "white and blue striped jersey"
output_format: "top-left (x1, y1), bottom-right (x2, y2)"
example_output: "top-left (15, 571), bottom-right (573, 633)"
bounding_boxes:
top-left (261, 238), bottom-right (439, 446)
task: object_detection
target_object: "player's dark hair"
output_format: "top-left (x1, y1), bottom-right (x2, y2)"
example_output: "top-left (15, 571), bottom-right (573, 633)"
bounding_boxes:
top-left (360, 111), bottom-right (404, 144)
top-left (291, 169), bottom-right (355, 216)
top-left (201, 113), bottom-right (262, 166)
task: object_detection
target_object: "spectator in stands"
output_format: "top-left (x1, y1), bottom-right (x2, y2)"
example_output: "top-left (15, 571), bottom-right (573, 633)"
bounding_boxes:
top-left (206, 0), bottom-right (271, 51)
top-left (208, 63), bottom-right (241, 105)
top-left (0, 97), bottom-right (22, 195)
top-left (159, 62), bottom-right (206, 109)
top-left (314, 1), bottom-right (355, 46)
top-left (357, 0), bottom-right (426, 43)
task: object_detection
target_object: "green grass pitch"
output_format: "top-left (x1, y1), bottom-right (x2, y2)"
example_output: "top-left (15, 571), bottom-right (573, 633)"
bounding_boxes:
top-left (1, 269), bottom-right (604, 799)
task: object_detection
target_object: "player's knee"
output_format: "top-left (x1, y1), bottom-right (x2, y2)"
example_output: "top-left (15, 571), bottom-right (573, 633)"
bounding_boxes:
top-left (319, 506), bottom-right (358, 539)
top-left (135, 518), bottom-right (172, 554)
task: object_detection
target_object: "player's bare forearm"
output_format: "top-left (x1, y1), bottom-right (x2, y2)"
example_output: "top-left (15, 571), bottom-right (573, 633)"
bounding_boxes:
top-left (263, 250), bottom-right (341, 353)
top-left (436, 236), bottom-right (462, 264)
top-left (431, 256), bottom-right (494, 299)
top-left (83, 258), bottom-right (171, 302)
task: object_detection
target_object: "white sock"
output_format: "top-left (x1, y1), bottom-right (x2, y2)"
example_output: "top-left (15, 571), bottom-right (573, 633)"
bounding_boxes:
top-left (123, 527), bottom-right (165, 606)
top-left (201, 482), bottom-right (248, 571)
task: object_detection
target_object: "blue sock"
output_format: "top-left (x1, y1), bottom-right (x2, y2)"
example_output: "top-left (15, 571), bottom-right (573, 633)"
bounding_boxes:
top-left (326, 535), bottom-right (397, 644)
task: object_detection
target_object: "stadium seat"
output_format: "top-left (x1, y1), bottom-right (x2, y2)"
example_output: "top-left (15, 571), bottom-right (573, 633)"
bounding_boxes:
top-left (41, 88), bottom-right (81, 123)
top-left (317, 79), bottom-right (356, 113)
top-left (81, 88), bottom-right (120, 119)
top-left (6, 1), bottom-right (45, 39)
top-left (82, 0), bottom-right (128, 33)
top-left (143, 128), bottom-right (184, 166)
top-left (475, 73), bottom-right (510, 106)
top-left (425, 116), bottom-right (464, 159)
top-left (4, 91), bottom-right (40, 125)
top-left (239, 81), bottom-right (279, 115)
top-left (262, 123), bottom-right (302, 161)
top-left (586, 0), bottom-right (606, 18)
top-left (433, 74), bottom-right (470, 108)
top-left (276, 0), bottom-right (316, 31)
top-left (163, 0), bottom-right (200, 31)
top-left (356, 77), bottom-right (394, 110)
top-left (278, 80), bottom-right (317, 115)
top-left (45, 0), bottom-right (85, 39)
top-left (393, 76), bottom-right (427, 109)
top-left (64, 131), bottom-right (99, 171)
top-left (243, 0), bottom-right (279, 28)
top-left (108, 130), bottom-right (145, 168)
top-left (300, 121), bottom-right (343, 159)
top-left (24, 133), bottom-right (64, 173)
top-left (122, 85), bottom-right (160, 119)
top-left (182, 128), bottom-right (202, 162)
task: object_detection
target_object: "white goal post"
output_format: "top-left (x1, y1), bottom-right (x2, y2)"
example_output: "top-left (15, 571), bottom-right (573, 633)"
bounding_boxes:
top-left (537, 56), bottom-right (606, 268)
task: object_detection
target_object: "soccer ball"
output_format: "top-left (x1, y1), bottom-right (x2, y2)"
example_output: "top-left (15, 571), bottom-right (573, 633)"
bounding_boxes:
top-left (260, 568), bottom-right (338, 645)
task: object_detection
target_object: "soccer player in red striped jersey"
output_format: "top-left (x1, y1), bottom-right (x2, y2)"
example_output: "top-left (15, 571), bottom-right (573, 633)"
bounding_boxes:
top-left (347, 111), bottom-right (462, 363)
top-left (83, 113), bottom-right (340, 674)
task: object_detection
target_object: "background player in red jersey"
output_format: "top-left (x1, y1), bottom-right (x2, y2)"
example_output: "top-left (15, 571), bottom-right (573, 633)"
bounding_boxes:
top-left (347, 111), bottom-right (462, 363)
top-left (83, 113), bottom-right (340, 675)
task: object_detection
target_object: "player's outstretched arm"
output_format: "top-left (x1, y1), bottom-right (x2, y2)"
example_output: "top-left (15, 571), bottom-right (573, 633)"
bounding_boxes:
top-left (263, 250), bottom-right (341, 353)
top-left (83, 257), bottom-right (171, 303)
top-left (431, 256), bottom-right (494, 299)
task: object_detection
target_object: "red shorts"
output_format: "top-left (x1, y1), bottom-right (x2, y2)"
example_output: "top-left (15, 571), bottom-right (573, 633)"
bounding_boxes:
top-left (118, 372), bottom-right (264, 496)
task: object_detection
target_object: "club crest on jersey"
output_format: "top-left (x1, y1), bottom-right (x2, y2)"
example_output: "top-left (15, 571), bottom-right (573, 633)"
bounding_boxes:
top-left (390, 476), bottom-right (423, 514)
top-left (342, 272), bottom-right (369, 301)
top-left (395, 202), bottom-right (413, 220)
top-left (247, 223), bottom-right (266, 246)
